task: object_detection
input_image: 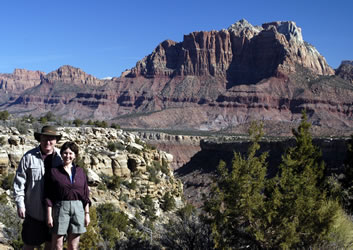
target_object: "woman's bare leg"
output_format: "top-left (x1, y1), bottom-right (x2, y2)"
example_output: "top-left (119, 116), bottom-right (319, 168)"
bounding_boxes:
top-left (67, 233), bottom-right (80, 250)
top-left (51, 233), bottom-right (64, 250)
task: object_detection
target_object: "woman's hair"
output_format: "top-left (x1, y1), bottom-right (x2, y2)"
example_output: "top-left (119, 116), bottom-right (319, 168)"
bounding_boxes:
top-left (60, 141), bottom-right (79, 157)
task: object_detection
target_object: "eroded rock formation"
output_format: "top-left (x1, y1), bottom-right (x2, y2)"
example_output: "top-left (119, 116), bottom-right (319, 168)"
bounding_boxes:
top-left (0, 69), bottom-right (44, 93)
top-left (0, 125), bottom-right (183, 223)
top-left (0, 20), bottom-right (352, 136)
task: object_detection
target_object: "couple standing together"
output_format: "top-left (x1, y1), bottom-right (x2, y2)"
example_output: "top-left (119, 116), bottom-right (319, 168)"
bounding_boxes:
top-left (13, 126), bottom-right (91, 250)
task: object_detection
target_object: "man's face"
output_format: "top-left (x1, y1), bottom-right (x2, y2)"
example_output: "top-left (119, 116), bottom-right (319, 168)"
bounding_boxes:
top-left (40, 135), bottom-right (57, 154)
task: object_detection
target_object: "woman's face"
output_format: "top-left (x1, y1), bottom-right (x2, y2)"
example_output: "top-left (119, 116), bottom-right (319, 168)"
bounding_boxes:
top-left (61, 148), bottom-right (76, 166)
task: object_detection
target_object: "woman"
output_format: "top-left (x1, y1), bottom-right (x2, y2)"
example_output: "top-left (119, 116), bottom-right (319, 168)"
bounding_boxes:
top-left (45, 141), bottom-right (91, 250)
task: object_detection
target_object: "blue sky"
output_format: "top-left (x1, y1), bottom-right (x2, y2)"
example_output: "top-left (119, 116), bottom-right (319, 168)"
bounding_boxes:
top-left (0, 0), bottom-right (352, 79)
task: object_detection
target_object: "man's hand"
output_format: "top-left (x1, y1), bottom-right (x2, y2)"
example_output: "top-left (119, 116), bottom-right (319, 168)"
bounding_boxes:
top-left (17, 207), bottom-right (25, 219)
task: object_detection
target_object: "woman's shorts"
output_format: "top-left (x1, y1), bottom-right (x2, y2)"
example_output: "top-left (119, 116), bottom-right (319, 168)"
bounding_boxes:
top-left (52, 200), bottom-right (86, 235)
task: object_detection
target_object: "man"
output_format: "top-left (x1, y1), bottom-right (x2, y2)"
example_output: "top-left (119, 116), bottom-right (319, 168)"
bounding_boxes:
top-left (13, 125), bottom-right (63, 250)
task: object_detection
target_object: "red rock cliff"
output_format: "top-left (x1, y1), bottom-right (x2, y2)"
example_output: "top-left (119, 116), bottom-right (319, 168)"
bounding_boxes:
top-left (129, 19), bottom-right (334, 86)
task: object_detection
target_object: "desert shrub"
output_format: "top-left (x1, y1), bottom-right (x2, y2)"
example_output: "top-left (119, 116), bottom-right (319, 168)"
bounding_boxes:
top-left (0, 173), bottom-right (14, 190)
top-left (0, 137), bottom-right (6, 146)
top-left (38, 111), bottom-right (56, 124)
top-left (39, 117), bottom-right (48, 124)
top-left (107, 141), bottom-right (125, 152)
top-left (0, 193), bottom-right (7, 205)
top-left (97, 181), bottom-right (107, 191)
top-left (119, 193), bottom-right (129, 202)
top-left (126, 145), bottom-right (142, 155)
top-left (14, 121), bottom-right (28, 134)
top-left (21, 114), bottom-right (36, 123)
top-left (152, 160), bottom-right (161, 171)
top-left (318, 205), bottom-right (353, 249)
top-left (94, 120), bottom-right (108, 128)
top-left (116, 234), bottom-right (160, 250)
top-left (145, 143), bottom-right (156, 150)
top-left (147, 166), bottom-right (160, 184)
top-left (110, 123), bottom-right (120, 129)
top-left (177, 203), bottom-right (196, 219)
top-left (86, 120), bottom-right (93, 126)
top-left (73, 118), bottom-right (84, 127)
top-left (141, 195), bottom-right (157, 221)
top-left (161, 192), bottom-right (175, 212)
top-left (0, 201), bottom-right (23, 249)
top-left (123, 180), bottom-right (137, 190)
top-left (79, 207), bottom-right (101, 249)
top-left (141, 195), bottom-right (154, 208)
top-left (96, 203), bottom-right (129, 248)
top-left (135, 138), bottom-right (144, 146)
top-left (161, 158), bottom-right (169, 176)
top-left (100, 174), bottom-right (121, 191)
top-left (159, 213), bottom-right (214, 250)
top-left (0, 111), bottom-right (9, 121)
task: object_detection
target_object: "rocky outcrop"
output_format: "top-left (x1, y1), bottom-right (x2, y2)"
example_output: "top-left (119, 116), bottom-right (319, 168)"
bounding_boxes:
top-left (43, 65), bottom-right (105, 86)
top-left (336, 61), bottom-right (353, 83)
top-left (135, 131), bottom-right (203, 169)
top-left (0, 125), bottom-right (183, 223)
top-left (0, 69), bottom-right (44, 93)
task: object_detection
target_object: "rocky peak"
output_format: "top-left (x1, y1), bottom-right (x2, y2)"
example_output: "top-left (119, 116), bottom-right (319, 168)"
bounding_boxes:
top-left (336, 60), bottom-right (353, 83)
top-left (341, 60), bottom-right (353, 66)
top-left (127, 19), bottom-right (334, 83)
top-left (228, 18), bottom-right (262, 37)
top-left (262, 21), bottom-right (303, 43)
top-left (43, 65), bottom-right (104, 86)
top-left (0, 69), bottom-right (44, 92)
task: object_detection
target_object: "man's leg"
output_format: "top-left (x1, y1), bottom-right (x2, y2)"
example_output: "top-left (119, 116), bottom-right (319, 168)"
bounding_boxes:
top-left (44, 241), bottom-right (52, 250)
top-left (22, 244), bottom-right (35, 250)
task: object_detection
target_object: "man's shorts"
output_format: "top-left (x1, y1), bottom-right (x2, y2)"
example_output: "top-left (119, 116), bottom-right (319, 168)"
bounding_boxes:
top-left (52, 200), bottom-right (86, 235)
top-left (22, 215), bottom-right (50, 246)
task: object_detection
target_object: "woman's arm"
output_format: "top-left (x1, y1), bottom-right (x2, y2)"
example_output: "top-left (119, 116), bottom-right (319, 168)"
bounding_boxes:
top-left (47, 205), bottom-right (53, 228)
top-left (84, 203), bottom-right (90, 227)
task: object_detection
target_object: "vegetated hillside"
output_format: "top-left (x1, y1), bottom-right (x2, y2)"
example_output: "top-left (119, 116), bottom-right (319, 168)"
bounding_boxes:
top-left (0, 20), bottom-right (352, 136)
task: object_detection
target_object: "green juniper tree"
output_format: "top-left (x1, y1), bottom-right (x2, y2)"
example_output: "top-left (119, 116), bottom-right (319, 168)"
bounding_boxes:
top-left (204, 122), bottom-right (268, 249)
top-left (204, 112), bottom-right (342, 249)
top-left (261, 111), bottom-right (339, 249)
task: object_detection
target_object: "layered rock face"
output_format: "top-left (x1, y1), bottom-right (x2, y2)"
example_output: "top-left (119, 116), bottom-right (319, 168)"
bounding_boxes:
top-left (129, 19), bottom-right (334, 84)
top-left (43, 65), bottom-right (105, 86)
top-left (0, 69), bottom-right (44, 93)
top-left (0, 20), bottom-right (352, 136)
top-left (135, 131), bottom-right (203, 169)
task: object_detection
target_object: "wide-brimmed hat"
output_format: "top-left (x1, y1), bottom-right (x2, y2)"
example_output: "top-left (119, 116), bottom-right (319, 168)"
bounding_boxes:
top-left (34, 125), bottom-right (62, 142)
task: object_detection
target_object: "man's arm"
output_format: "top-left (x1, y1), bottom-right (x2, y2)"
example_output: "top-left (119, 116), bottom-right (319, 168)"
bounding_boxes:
top-left (13, 155), bottom-right (28, 219)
